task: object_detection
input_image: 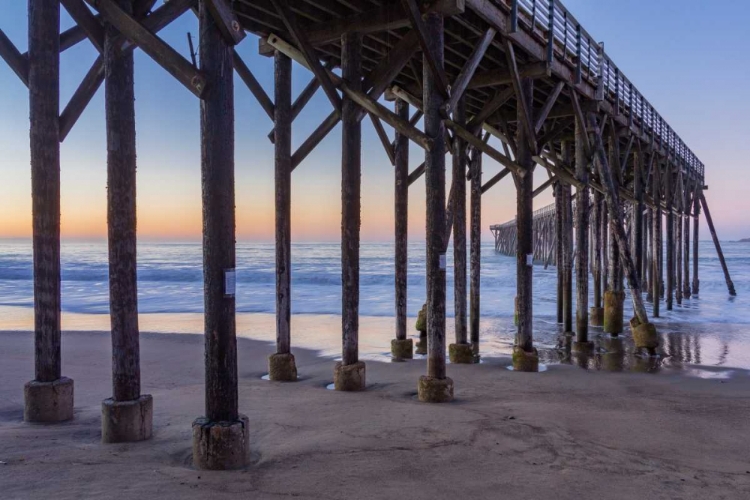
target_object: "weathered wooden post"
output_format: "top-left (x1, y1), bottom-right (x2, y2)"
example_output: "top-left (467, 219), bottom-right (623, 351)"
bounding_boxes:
top-left (676, 209), bottom-right (683, 305)
top-left (587, 113), bottom-right (658, 352)
top-left (335, 31), bottom-right (366, 391)
top-left (449, 98), bottom-right (474, 364)
top-left (574, 116), bottom-right (592, 349)
top-left (192, 2), bottom-right (248, 470)
top-left (604, 137), bottom-right (624, 335)
top-left (561, 142), bottom-right (573, 335)
top-left (469, 150), bottom-right (482, 358)
top-left (268, 50), bottom-right (298, 381)
top-left (692, 193), bottom-right (700, 295)
top-left (418, 12), bottom-right (453, 402)
top-left (512, 77), bottom-right (538, 371)
top-left (700, 194), bottom-right (736, 296)
top-left (665, 163), bottom-right (674, 310)
top-left (23, 0), bottom-right (75, 424)
top-left (652, 171), bottom-right (662, 317)
top-left (555, 181), bottom-right (564, 323)
top-left (633, 149), bottom-right (644, 286)
top-left (101, 0), bottom-right (152, 443)
top-left (590, 191), bottom-right (604, 326)
top-left (391, 98), bottom-right (413, 360)
top-left (683, 198), bottom-right (691, 299)
top-left (646, 209), bottom-right (653, 302)
top-left (601, 200), bottom-right (609, 294)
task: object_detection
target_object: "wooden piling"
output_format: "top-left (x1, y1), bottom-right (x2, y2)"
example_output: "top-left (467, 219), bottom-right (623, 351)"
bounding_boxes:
top-left (29, 0), bottom-right (63, 385)
top-left (676, 211), bottom-right (683, 305)
top-left (555, 181), bottom-right (564, 324)
top-left (665, 164), bottom-right (674, 310)
top-left (514, 77), bottom-right (535, 355)
top-left (394, 98), bottom-right (409, 343)
top-left (105, 0), bottom-right (140, 403)
top-left (683, 205), bottom-right (691, 298)
top-left (692, 193), bottom-right (700, 295)
top-left (591, 191), bottom-right (603, 314)
top-left (607, 138), bottom-right (622, 294)
top-left (452, 98), bottom-right (468, 345)
top-left (199, 3), bottom-right (238, 423)
top-left (341, 31), bottom-right (362, 367)
top-left (561, 142), bottom-right (573, 334)
top-left (633, 150), bottom-right (644, 287)
top-left (652, 167), bottom-right (661, 317)
top-left (469, 150), bottom-right (482, 356)
top-left (646, 209), bottom-right (653, 302)
top-left (574, 117), bottom-right (590, 342)
top-left (700, 194), bottom-right (736, 296)
top-left (424, 12), bottom-right (447, 380)
top-left (274, 51), bottom-right (292, 355)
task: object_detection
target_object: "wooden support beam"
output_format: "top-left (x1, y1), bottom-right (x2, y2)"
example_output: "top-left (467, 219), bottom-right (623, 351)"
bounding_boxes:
top-left (469, 148), bottom-right (482, 356)
top-left (480, 167), bottom-right (510, 194)
top-left (408, 162), bottom-right (426, 185)
top-left (340, 31), bottom-right (362, 371)
top-left (204, 0), bottom-right (246, 45)
top-left (274, 51), bottom-right (292, 359)
top-left (561, 142), bottom-right (574, 333)
top-left (532, 176), bottom-right (555, 198)
top-left (505, 40), bottom-right (536, 153)
top-left (60, 0), bottom-right (105, 53)
top-left (468, 61), bottom-right (549, 89)
top-left (665, 162), bottom-right (674, 310)
top-left (370, 113), bottom-right (395, 166)
top-left (443, 28), bottom-right (496, 115)
top-left (533, 82), bottom-right (564, 134)
top-left (692, 193), bottom-right (700, 295)
top-left (447, 120), bottom-right (525, 177)
top-left (59, 57), bottom-right (104, 142)
top-left (0, 29), bottom-right (29, 86)
top-left (452, 98), bottom-right (468, 347)
top-left (466, 86), bottom-right (514, 133)
top-left (402, 0), bottom-right (450, 98)
top-left (700, 194), bottom-right (736, 296)
top-left (394, 99), bottom-right (409, 345)
top-left (588, 113), bottom-right (651, 327)
top-left (423, 11), bottom-right (449, 385)
top-left (84, 0), bottom-right (206, 97)
top-left (104, 0), bottom-right (141, 406)
top-left (28, 0), bottom-right (64, 387)
top-left (271, 0), bottom-right (341, 113)
top-left (198, 0), bottom-right (238, 424)
top-left (233, 50), bottom-right (274, 120)
top-left (574, 114), bottom-right (590, 342)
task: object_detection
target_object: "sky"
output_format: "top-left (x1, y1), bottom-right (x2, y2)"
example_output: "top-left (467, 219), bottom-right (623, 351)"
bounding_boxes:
top-left (1, 1), bottom-right (749, 243)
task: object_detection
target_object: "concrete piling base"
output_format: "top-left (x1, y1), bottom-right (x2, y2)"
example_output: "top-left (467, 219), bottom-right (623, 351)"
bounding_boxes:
top-left (24, 377), bottom-right (74, 423)
top-left (415, 332), bottom-right (427, 355)
top-left (589, 306), bottom-right (604, 326)
top-left (268, 352), bottom-right (298, 381)
top-left (333, 361), bottom-right (366, 391)
top-left (449, 343), bottom-right (476, 364)
top-left (390, 338), bottom-right (413, 360)
top-left (512, 346), bottom-right (539, 372)
top-left (632, 322), bottom-right (659, 350)
top-left (192, 414), bottom-right (250, 470)
top-left (603, 290), bottom-right (625, 335)
top-left (101, 394), bottom-right (153, 443)
top-left (417, 375), bottom-right (454, 403)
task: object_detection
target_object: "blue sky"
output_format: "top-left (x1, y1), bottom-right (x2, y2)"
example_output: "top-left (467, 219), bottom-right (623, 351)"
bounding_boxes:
top-left (0, 1), bottom-right (748, 241)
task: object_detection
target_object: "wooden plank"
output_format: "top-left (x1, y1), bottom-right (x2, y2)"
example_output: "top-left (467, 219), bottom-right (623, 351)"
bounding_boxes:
top-left (0, 29), bottom-right (29, 86)
top-left (480, 168), bottom-right (510, 194)
top-left (532, 176), bottom-right (555, 198)
top-left (271, 0), bottom-right (341, 112)
top-left (369, 113), bottom-right (395, 166)
top-left (408, 162), bottom-right (426, 185)
top-left (84, 0), bottom-right (206, 97)
top-left (205, 0), bottom-right (246, 45)
top-left (60, 0), bottom-right (105, 53)
top-left (468, 61), bottom-right (549, 89)
top-left (233, 49), bottom-right (274, 120)
top-left (199, 1), bottom-right (238, 422)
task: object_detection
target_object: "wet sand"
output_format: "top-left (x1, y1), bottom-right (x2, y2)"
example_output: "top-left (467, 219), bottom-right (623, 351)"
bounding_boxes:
top-left (2, 329), bottom-right (750, 499)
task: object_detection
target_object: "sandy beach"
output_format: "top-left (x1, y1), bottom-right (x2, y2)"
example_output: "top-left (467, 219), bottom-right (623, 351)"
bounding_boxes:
top-left (1, 328), bottom-right (750, 499)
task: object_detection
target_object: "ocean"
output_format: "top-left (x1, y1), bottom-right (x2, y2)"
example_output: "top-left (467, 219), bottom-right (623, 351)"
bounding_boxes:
top-left (1, 240), bottom-right (748, 374)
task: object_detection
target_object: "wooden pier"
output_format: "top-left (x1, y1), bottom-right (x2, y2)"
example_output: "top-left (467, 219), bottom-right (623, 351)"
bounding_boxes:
top-left (0, 0), bottom-right (736, 470)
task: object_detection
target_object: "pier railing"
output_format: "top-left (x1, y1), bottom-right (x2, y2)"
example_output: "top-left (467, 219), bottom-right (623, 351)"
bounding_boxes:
top-left (505, 0), bottom-right (704, 181)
